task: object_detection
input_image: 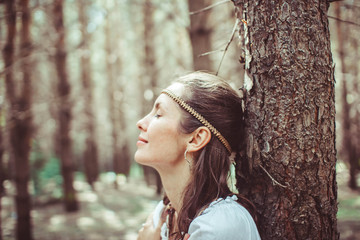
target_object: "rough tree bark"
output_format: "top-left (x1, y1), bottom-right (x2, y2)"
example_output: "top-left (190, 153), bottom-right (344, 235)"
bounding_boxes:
top-left (233, 1), bottom-right (338, 239)
top-left (335, 3), bottom-right (357, 190)
top-left (188, 0), bottom-right (213, 71)
top-left (3, 0), bottom-right (34, 239)
top-left (78, 0), bottom-right (99, 188)
top-left (53, 0), bottom-right (79, 212)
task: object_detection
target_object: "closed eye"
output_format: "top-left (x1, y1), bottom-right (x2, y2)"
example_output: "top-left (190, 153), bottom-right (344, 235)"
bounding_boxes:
top-left (153, 100), bottom-right (165, 118)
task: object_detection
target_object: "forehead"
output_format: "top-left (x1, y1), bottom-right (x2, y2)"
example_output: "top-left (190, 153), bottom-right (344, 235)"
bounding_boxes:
top-left (155, 83), bottom-right (185, 107)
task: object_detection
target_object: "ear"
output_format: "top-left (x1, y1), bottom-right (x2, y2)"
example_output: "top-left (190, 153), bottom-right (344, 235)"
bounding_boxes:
top-left (187, 126), bottom-right (211, 153)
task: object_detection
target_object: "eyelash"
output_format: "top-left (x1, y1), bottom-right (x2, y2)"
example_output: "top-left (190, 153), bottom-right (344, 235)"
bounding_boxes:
top-left (154, 113), bottom-right (161, 118)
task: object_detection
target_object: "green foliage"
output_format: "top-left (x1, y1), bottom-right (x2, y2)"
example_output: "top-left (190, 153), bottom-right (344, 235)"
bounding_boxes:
top-left (38, 156), bottom-right (63, 185)
top-left (0, 108), bottom-right (5, 127)
top-left (30, 142), bottom-right (62, 199)
top-left (337, 197), bottom-right (360, 220)
top-left (129, 163), bottom-right (144, 179)
top-left (127, 197), bottom-right (145, 215)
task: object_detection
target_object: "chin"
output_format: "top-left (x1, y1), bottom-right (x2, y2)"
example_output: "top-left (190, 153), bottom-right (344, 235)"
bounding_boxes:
top-left (134, 151), bottom-right (151, 166)
top-left (134, 150), bottom-right (142, 163)
top-left (135, 154), bottom-right (162, 171)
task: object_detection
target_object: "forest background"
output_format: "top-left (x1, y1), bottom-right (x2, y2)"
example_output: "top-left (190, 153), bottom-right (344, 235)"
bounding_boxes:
top-left (0, 0), bottom-right (360, 239)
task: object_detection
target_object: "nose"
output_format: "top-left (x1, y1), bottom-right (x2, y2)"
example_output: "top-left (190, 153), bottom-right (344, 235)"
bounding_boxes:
top-left (136, 116), bottom-right (147, 131)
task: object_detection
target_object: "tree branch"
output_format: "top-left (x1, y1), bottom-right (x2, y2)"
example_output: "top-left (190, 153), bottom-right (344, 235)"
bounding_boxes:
top-left (190, 0), bottom-right (230, 15)
top-left (216, 18), bottom-right (239, 75)
top-left (199, 49), bottom-right (224, 57)
top-left (328, 15), bottom-right (360, 27)
top-left (259, 165), bottom-right (288, 188)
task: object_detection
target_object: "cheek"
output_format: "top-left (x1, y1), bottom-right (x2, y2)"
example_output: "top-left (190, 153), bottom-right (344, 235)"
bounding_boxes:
top-left (148, 124), bottom-right (186, 160)
top-left (150, 125), bottom-right (180, 149)
top-left (149, 119), bottom-right (177, 140)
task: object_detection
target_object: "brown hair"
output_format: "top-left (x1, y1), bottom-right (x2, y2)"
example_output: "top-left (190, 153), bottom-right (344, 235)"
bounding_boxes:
top-left (166, 72), bottom-right (256, 239)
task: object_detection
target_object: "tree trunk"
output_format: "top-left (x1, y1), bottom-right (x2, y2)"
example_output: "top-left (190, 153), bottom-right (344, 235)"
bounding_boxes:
top-left (143, 0), bottom-right (162, 194)
top-left (140, 0), bottom-right (153, 186)
top-left (188, 0), bottom-right (212, 71)
top-left (351, 23), bottom-right (360, 175)
top-left (233, 1), bottom-right (338, 239)
top-left (104, 2), bottom-right (130, 184)
top-left (3, 0), bottom-right (34, 239)
top-left (104, 1), bottom-right (117, 180)
top-left (105, 43), bottom-right (121, 179)
top-left (0, 107), bottom-right (4, 197)
top-left (348, 6), bottom-right (360, 188)
top-left (113, 9), bottom-right (131, 177)
top-left (53, 0), bottom-right (78, 212)
top-left (0, 105), bottom-right (3, 240)
top-left (0, 195), bottom-right (1, 240)
top-left (0, 118), bottom-right (3, 240)
top-left (78, 0), bottom-right (99, 189)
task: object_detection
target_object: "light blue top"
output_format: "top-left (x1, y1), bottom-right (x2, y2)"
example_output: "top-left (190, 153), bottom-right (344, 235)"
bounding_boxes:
top-left (153, 195), bottom-right (261, 240)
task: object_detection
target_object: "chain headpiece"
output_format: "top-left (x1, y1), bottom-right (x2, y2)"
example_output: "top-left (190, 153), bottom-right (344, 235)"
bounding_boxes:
top-left (161, 89), bottom-right (232, 154)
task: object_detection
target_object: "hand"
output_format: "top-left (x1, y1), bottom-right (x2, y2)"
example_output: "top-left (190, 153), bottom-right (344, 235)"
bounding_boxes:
top-left (137, 213), bottom-right (164, 240)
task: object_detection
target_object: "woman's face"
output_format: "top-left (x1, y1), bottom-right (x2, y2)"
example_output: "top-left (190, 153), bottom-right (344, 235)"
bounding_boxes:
top-left (135, 83), bottom-right (190, 169)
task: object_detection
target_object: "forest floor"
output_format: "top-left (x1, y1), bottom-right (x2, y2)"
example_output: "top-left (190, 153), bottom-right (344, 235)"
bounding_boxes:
top-left (1, 162), bottom-right (360, 240)
top-left (336, 162), bottom-right (360, 240)
top-left (1, 174), bottom-right (162, 240)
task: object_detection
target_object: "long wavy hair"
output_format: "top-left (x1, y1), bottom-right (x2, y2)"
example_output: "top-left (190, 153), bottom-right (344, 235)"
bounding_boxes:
top-left (165, 72), bottom-right (256, 240)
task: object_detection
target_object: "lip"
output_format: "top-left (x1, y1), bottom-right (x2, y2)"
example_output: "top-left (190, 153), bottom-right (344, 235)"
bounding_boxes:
top-left (137, 136), bottom-right (148, 145)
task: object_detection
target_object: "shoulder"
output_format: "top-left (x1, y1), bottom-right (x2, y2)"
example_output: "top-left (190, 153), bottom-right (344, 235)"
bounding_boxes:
top-left (188, 196), bottom-right (261, 240)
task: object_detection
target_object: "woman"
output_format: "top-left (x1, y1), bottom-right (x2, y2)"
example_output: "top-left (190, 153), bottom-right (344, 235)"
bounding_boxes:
top-left (135, 72), bottom-right (260, 240)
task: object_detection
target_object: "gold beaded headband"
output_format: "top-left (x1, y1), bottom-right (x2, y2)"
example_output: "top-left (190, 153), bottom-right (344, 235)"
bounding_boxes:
top-left (161, 89), bottom-right (232, 154)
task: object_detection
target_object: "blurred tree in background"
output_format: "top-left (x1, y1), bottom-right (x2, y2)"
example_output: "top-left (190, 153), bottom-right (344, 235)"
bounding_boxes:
top-left (52, 0), bottom-right (79, 213)
top-left (78, 0), bottom-right (99, 189)
top-left (334, 2), bottom-right (360, 190)
top-left (0, 0), bottom-right (359, 239)
top-left (3, 0), bottom-right (33, 239)
top-left (141, 0), bottom-right (161, 194)
top-left (188, 0), bottom-right (212, 71)
top-left (104, 0), bottom-right (132, 187)
top-left (0, 102), bottom-right (3, 240)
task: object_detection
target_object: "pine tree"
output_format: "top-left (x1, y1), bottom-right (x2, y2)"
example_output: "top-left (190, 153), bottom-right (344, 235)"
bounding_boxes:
top-left (233, 1), bottom-right (338, 239)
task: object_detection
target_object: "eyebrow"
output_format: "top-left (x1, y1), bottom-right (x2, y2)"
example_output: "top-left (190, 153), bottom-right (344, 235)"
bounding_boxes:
top-left (154, 101), bottom-right (164, 111)
top-left (154, 100), bottom-right (169, 113)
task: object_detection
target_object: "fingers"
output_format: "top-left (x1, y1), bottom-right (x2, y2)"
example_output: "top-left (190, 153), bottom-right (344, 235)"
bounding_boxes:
top-left (138, 210), bottom-right (166, 240)
top-left (137, 213), bottom-right (153, 240)
top-left (145, 212), bottom-right (154, 225)
top-left (184, 233), bottom-right (190, 240)
top-left (137, 217), bottom-right (157, 240)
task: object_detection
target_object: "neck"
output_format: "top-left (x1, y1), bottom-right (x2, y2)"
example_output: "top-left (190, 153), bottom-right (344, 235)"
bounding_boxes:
top-left (156, 161), bottom-right (191, 212)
